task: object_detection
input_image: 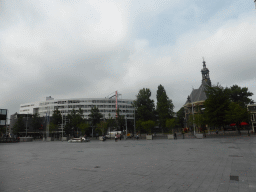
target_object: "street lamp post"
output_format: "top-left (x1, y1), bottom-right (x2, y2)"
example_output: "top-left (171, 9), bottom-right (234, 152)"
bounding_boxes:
top-left (26, 113), bottom-right (28, 137)
top-left (190, 89), bottom-right (196, 136)
top-left (61, 113), bottom-right (63, 142)
top-left (125, 114), bottom-right (128, 140)
top-left (134, 109), bottom-right (136, 139)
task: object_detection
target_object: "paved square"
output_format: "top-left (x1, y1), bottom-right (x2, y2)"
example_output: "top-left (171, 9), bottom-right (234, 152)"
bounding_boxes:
top-left (1, 136), bottom-right (256, 192)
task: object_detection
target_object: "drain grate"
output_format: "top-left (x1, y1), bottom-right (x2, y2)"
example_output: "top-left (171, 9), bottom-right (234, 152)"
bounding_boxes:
top-left (230, 175), bottom-right (239, 181)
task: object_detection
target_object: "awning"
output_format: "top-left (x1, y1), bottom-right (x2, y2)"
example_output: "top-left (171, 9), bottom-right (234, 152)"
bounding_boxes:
top-left (230, 122), bottom-right (249, 126)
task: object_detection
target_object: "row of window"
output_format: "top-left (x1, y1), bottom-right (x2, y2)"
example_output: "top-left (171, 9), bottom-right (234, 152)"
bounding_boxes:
top-left (39, 100), bottom-right (132, 106)
top-left (20, 109), bottom-right (30, 112)
top-left (0, 109), bottom-right (7, 115)
top-left (20, 104), bottom-right (34, 108)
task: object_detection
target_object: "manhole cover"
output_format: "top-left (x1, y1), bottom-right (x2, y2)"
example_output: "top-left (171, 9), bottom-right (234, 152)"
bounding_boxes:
top-left (230, 175), bottom-right (239, 181)
top-left (229, 155), bottom-right (243, 157)
top-left (94, 166), bottom-right (100, 168)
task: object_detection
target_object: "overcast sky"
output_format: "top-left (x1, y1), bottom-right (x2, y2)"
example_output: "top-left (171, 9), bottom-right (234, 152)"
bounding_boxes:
top-left (1, 0), bottom-right (256, 120)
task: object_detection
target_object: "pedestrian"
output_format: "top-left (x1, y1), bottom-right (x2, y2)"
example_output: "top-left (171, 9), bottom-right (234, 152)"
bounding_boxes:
top-left (174, 132), bottom-right (177, 140)
top-left (136, 134), bottom-right (139, 140)
top-left (182, 129), bottom-right (185, 139)
top-left (120, 134), bottom-right (122, 140)
top-left (115, 134), bottom-right (118, 142)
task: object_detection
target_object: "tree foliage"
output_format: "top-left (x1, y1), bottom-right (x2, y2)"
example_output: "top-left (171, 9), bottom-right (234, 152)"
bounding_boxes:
top-left (96, 121), bottom-right (108, 136)
top-left (225, 102), bottom-right (250, 128)
top-left (116, 108), bottom-right (125, 131)
top-left (31, 113), bottom-right (42, 132)
top-left (176, 107), bottom-right (185, 128)
top-left (204, 84), bottom-right (230, 128)
top-left (88, 106), bottom-right (103, 127)
top-left (13, 116), bottom-right (25, 135)
top-left (65, 108), bottom-right (84, 136)
top-left (165, 118), bottom-right (176, 134)
top-left (141, 120), bottom-right (155, 134)
top-left (156, 84), bottom-right (174, 130)
top-left (52, 108), bottom-right (62, 125)
top-left (79, 122), bottom-right (89, 135)
top-left (204, 84), bottom-right (254, 129)
top-left (133, 88), bottom-right (155, 122)
top-left (227, 85), bottom-right (254, 108)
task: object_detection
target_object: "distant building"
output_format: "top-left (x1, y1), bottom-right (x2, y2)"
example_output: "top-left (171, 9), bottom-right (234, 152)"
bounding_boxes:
top-left (19, 94), bottom-right (135, 120)
top-left (0, 109), bottom-right (8, 135)
top-left (247, 103), bottom-right (256, 133)
top-left (183, 60), bottom-right (212, 129)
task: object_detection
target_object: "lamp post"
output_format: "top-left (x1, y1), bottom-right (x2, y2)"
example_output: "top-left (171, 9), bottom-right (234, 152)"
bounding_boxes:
top-left (26, 113), bottom-right (28, 137)
top-left (61, 113), bottom-right (63, 142)
top-left (189, 89), bottom-right (196, 136)
top-left (134, 108), bottom-right (136, 139)
top-left (125, 114), bottom-right (128, 140)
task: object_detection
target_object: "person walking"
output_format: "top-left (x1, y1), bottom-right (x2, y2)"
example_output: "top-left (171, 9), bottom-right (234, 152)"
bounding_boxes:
top-left (174, 132), bottom-right (177, 140)
top-left (120, 134), bottom-right (122, 140)
top-left (136, 134), bottom-right (139, 140)
top-left (115, 134), bottom-right (118, 142)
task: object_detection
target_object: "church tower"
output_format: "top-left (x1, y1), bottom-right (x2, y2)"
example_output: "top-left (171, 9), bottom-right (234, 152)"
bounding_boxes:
top-left (201, 59), bottom-right (211, 87)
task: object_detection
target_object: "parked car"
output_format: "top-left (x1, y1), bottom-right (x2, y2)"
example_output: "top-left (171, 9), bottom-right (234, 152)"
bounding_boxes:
top-left (68, 137), bottom-right (90, 143)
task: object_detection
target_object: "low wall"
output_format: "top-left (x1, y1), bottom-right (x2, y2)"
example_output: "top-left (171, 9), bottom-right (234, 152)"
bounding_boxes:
top-left (167, 135), bottom-right (174, 139)
top-left (195, 134), bottom-right (203, 139)
top-left (146, 135), bottom-right (153, 140)
top-left (19, 137), bottom-right (33, 142)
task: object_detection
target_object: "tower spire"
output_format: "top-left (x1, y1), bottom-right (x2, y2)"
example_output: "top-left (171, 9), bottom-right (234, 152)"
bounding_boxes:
top-left (201, 59), bottom-right (211, 86)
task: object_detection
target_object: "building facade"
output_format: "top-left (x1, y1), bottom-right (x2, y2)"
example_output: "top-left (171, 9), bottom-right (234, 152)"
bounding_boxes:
top-left (183, 60), bottom-right (212, 129)
top-left (19, 94), bottom-right (135, 120)
top-left (0, 109), bottom-right (8, 135)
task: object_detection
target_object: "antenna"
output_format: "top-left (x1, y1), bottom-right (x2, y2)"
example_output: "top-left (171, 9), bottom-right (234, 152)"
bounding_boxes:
top-left (202, 57), bottom-right (205, 62)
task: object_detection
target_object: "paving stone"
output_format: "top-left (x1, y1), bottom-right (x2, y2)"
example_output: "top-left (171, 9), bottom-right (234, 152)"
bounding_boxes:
top-left (1, 135), bottom-right (256, 191)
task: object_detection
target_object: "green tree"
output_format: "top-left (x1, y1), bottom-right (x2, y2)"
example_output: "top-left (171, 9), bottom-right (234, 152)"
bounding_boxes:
top-left (31, 113), bottom-right (42, 132)
top-left (79, 122), bottom-right (89, 135)
top-left (96, 121), bottom-right (108, 136)
top-left (166, 118), bottom-right (176, 134)
top-left (133, 88), bottom-right (155, 122)
top-left (116, 108), bottom-right (125, 131)
top-left (156, 84), bottom-right (174, 132)
top-left (49, 122), bottom-right (58, 136)
top-left (88, 106), bottom-right (103, 134)
top-left (141, 120), bottom-right (155, 134)
top-left (52, 108), bottom-right (62, 125)
top-left (135, 120), bottom-right (143, 136)
top-left (107, 113), bottom-right (116, 134)
top-left (204, 84), bottom-right (230, 129)
top-left (176, 107), bottom-right (185, 128)
top-left (13, 116), bottom-right (25, 135)
top-left (227, 85), bottom-right (254, 108)
top-left (65, 108), bottom-right (84, 137)
top-left (225, 102), bottom-right (250, 132)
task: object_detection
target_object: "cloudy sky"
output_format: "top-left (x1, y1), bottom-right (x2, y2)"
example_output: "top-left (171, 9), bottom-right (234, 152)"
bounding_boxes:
top-left (1, 0), bottom-right (256, 119)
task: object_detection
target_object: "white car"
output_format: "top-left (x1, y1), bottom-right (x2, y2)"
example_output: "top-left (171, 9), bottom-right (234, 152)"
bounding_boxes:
top-left (68, 137), bottom-right (90, 143)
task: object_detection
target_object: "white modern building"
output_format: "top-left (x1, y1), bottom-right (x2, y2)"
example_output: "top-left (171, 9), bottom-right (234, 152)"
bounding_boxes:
top-left (19, 95), bottom-right (135, 120)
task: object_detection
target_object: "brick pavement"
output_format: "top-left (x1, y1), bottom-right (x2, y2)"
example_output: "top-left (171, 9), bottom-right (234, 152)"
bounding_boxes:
top-left (0, 135), bottom-right (256, 192)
